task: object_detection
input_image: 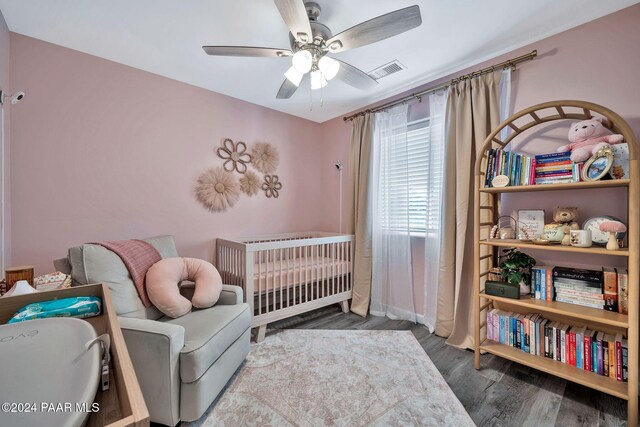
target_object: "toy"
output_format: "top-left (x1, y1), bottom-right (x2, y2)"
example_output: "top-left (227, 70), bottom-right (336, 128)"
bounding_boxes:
top-left (557, 117), bottom-right (624, 162)
top-left (552, 207), bottom-right (580, 245)
top-left (146, 257), bottom-right (223, 318)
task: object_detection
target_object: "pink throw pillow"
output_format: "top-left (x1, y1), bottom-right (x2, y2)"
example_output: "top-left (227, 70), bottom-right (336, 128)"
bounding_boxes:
top-left (146, 257), bottom-right (223, 318)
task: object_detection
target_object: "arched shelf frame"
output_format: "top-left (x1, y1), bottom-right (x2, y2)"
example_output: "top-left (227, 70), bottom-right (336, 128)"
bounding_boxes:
top-left (473, 99), bottom-right (639, 425)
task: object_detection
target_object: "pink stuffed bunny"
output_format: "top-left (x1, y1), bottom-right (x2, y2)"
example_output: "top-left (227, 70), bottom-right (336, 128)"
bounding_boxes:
top-left (557, 117), bottom-right (624, 162)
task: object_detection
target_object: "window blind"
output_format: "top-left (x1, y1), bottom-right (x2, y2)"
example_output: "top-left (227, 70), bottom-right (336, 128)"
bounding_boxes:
top-left (379, 115), bottom-right (444, 234)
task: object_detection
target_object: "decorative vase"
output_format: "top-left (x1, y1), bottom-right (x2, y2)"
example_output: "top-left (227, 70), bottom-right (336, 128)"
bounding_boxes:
top-left (519, 280), bottom-right (531, 296)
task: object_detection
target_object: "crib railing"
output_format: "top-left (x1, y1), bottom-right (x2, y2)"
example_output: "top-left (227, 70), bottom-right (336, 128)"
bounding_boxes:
top-left (216, 232), bottom-right (354, 332)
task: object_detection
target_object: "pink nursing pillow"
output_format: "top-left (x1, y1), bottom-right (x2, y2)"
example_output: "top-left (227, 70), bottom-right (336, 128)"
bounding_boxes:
top-left (146, 257), bottom-right (223, 318)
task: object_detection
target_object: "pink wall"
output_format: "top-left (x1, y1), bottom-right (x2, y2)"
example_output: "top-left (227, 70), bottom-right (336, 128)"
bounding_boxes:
top-left (319, 4), bottom-right (640, 314)
top-left (0, 11), bottom-right (10, 270)
top-left (9, 33), bottom-right (330, 274)
top-left (8, 4), bottom-right (640, 282)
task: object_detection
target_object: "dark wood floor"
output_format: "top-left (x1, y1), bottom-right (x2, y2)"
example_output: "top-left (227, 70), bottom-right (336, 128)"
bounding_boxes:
top-left (269, 305), bottom-right (628, 427)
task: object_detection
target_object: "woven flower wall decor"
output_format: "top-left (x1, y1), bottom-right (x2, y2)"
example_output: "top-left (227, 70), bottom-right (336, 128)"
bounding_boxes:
top-left (262, 174), bottom-right (283, 198)
top-left (251, 142), bottom-right (279, 174)
top-left (239, 170), bottom-right (260, 196)
top-left (217, 138), bottom-right (251, 174)
top-left (195, 167), bottom-right (240, 212)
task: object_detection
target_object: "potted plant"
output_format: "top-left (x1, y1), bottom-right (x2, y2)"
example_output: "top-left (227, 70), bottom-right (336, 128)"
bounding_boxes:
top-left (498, 249), bottom-right (536, 295)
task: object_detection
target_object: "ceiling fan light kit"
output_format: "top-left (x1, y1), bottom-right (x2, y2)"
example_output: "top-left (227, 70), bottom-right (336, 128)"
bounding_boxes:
top-left (292, 50), bottom-right (313, 73)
top-left (202, 1), bottom-right (422, 100)
top-left (284, 66), bottom-right (304, 86)
top-left (310, 70), bottom-right (328, 90)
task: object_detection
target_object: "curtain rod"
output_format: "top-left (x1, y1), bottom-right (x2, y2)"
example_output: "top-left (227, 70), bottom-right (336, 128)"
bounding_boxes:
top-left (343, 49), bottom-right (538, 122)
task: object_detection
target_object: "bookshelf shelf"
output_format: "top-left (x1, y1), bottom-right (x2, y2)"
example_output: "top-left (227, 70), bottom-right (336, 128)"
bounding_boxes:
top-left (473, 100), bottom-right (639, 425)
top-left (480, 240), bottom-right (630, 257)
top-left (480, 341), bottom-right (629, 400)
top-left (480, 179), bottom-right (630, 193)
top-left (480, 292), bottom-right (629, 328)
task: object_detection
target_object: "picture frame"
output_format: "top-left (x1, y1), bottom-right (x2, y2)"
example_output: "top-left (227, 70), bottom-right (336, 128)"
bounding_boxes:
top-left (582, 148), bottom-right (613, 182)
top-left (517, 209), bottom-right (545, 239)
top-left (609, 143), bottom-right (630, 180)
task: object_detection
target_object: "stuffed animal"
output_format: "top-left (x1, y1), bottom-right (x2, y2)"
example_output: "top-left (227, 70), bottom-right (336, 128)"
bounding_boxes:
top-left (557, 117), bottom-right (623, 162)
top-left (146, 257), bottom-right (223, 318)
top-left (553, 207), bottom-right (580, 246)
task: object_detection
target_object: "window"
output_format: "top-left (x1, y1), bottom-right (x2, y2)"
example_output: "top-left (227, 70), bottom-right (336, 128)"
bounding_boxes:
top-left (379, 114), bottom-right (444, 234)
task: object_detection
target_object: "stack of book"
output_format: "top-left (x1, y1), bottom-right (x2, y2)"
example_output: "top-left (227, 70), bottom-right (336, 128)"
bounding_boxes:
top-left (534, 151), bottom-right (581, 185)
top-left (530, 265), bottom-right (629, 313)
top-left (484, 148), bottom-right (535, 187)
top-left (553, 267), bottom-right (604, 309)
top-left (486, 310), bottom-right (628, 382)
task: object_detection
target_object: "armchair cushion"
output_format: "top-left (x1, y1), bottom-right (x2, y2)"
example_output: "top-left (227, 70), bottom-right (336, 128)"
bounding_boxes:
top-left (68, 235), bottom-right (178, 320)
top-left (160, 303), bottom-right (250, 383)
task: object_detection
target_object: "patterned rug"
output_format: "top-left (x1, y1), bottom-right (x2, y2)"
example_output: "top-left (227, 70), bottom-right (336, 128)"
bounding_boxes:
top-left (186, 329), bottom-right (474, 427)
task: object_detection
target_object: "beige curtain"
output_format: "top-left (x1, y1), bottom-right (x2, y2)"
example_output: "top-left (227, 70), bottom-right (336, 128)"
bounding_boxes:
top-left (435, 71), bottom-right (503, 348)
top-left (349, 113), bottom-right (374, 316)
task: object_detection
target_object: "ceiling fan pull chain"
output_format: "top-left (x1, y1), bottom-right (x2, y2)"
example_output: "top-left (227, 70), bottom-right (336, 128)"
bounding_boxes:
top-left (309, 79), bottom-right (313, 111)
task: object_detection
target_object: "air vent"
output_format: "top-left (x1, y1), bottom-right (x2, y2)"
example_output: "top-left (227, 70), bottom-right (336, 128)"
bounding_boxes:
top-left (367, 60), bottom-right (406, 80)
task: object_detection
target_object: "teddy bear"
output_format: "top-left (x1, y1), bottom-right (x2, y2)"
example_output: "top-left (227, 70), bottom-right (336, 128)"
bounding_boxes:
top-left (557, 117), bottom-right (624, 162)
top-left (553, 207), bottom-right (580, 245)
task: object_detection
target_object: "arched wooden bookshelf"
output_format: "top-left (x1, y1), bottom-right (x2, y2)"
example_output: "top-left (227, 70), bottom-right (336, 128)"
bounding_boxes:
top-left (473, 100), bottom-right (639, 424)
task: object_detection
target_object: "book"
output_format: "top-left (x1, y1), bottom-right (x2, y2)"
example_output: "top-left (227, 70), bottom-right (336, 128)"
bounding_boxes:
top-left (596, 332), bottom-right (604, 375)
top-left (606, 333), bottom-right (616, 379)
top-left (553, 280), bottom-right (602, 292)
top-left (622, 339), bottom-right (628, 382)
top-left (591, 330), bottom-right (598, 372)
top-left (560, 324), bottom-right (569, 363)
top-left (553, 266), bottom-right (603, 283)
top-left (554, 287), bottom-right (604, 300)
top-left (535, 161), bottom-right (572, 169)
top-left (584, 330), bottom-right (593, 372)
top-left (615, 333), bottom-right (623, 381)
top-left (603, 337), bottom-right (609, 377)
top-left (546, 268), bottom-right (553, 302)
top-left (540, 319), bottom-right (548, 357)
top-left (575, 326), bottom-right (586, 369)
top-left (533, 267), bottom-right (541, 299)
top-left (555, 296), bottom-right (604, 309)
top-left (602, 267), bottom-right (618, 312)
top-left (535, 170), bottom-right (573, 177)
top-left (487, 310), bottom-right (493, 341)
top-left (617, 268), bottom-right (628, 314)
top-left (535, 151), bottom-right (572, 162)
top-left (535, 177), bottom-right (574, 185)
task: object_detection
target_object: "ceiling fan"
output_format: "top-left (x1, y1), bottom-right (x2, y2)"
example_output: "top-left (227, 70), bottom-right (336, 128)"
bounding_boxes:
top-left (203, 1), bottom-right (422, 99)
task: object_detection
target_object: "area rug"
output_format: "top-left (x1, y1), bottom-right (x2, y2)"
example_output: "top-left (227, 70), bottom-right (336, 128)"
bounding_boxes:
top-left (187, 330), bottom-right (474, 427)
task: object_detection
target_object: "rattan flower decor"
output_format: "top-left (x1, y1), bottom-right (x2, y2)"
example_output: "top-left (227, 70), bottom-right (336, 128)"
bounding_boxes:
top-left (195, 166), bottom-right (240, 212)
top-left (251, 142), bottom-right (279, 174)
top-left (239, 170), bottom-right (260, 196)
top-left (262, 175), bottom-right (283, 198)
top-left (217, 138), bottom-right (251, 174)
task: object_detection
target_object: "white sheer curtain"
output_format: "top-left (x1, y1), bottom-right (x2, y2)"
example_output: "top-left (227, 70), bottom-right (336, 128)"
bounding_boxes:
top-left (370, 103), bottom-right (417, 321)
top-left (499, 68), bottom-right (512, 140)
top-left (423, 91), bottom-right (447, 332)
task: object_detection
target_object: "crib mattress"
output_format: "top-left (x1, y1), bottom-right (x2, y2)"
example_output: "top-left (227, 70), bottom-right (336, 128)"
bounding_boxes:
top-left (252, 257), bottom-right (351, 294)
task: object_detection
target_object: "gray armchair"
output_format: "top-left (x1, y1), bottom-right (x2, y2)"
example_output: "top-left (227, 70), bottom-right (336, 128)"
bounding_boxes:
top-left (55, 235), bottom-right (250, 426)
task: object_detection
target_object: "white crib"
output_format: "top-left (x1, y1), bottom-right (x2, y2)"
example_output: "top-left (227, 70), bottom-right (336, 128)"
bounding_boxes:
top-left (216, 232), bottom-right (354, 342)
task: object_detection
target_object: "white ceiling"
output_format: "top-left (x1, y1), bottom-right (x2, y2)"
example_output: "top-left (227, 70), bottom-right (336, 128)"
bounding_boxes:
top-left (0, 0), bottom-right (637, 122)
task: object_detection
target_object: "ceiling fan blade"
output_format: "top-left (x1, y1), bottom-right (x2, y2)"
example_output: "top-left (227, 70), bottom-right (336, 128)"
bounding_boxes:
top-left (273, 0), bottom-right (313, 43)
top-left (202, 46), bottom-right (292, 57)
top-left (276, 78), bottom-right (300, 99)
top-left (325, 5), bottom-right (421, 53)
top-left (334, 60), bottom-right (378, 90)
